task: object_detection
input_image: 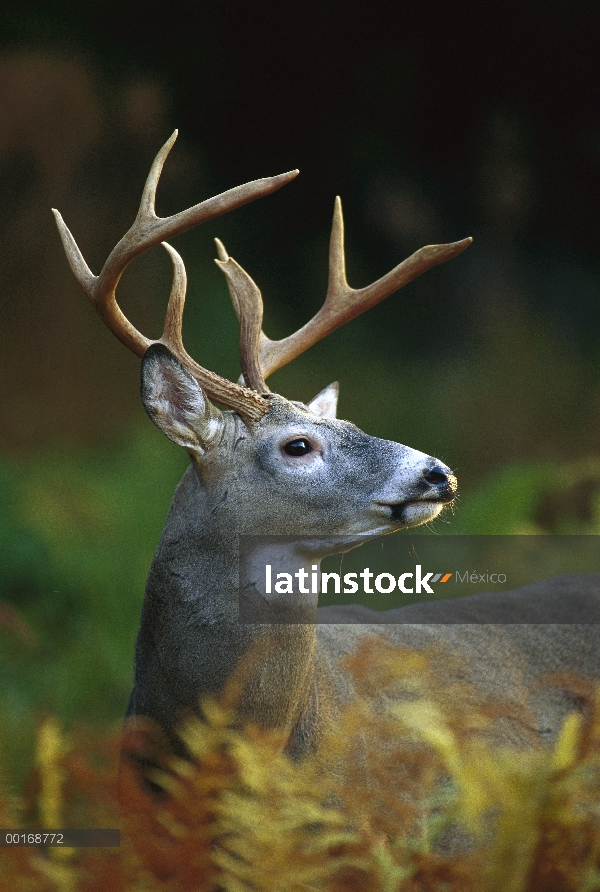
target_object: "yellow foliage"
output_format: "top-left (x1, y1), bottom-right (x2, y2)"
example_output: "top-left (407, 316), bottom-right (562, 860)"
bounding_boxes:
top-left (2, 638), bottom-right (600, 891)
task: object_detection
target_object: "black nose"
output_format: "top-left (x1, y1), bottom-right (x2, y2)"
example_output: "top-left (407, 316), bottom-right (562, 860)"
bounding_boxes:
top-left (422, 464), bottom-right (457, 501)
top-left (423, 466), bottom-right (449, 486)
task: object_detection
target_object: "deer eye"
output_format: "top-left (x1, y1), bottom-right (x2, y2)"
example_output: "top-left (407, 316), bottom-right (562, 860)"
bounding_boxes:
top-left (283, 438), bottom-right (312, 456)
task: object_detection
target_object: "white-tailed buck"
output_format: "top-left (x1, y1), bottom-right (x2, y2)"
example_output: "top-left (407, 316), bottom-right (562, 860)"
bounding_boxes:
top-left (54, 132), bottom-right (600, 775)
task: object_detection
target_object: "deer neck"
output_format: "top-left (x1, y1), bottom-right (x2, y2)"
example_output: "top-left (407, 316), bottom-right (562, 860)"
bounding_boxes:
top-left (139, 462), bottom-right (320, 745)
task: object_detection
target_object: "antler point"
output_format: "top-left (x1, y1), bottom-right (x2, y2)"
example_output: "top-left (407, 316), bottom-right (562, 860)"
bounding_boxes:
top-left (451, 236), bottom-right (473, 254)
top-left (214, 238), bottom-right (229, 262)
top-left (160, 241), bottom-right (181, 261)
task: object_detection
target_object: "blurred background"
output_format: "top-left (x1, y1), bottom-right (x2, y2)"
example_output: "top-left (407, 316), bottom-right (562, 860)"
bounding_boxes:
top-left (2, 0), bottom-right (600, 783)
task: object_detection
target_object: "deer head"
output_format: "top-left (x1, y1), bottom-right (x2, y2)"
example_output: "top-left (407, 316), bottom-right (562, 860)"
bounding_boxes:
top-left (53, 131), bottom-right (466, 540)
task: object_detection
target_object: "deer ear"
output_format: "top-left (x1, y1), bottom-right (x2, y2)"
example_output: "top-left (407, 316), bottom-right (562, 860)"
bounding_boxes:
top-left (306, 382), bottom-right (339, 419)
top-left (141, 344), bottom-right (224, 455)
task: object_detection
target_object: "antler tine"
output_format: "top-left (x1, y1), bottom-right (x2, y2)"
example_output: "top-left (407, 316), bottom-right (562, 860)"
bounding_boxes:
top-left (256, 197), bottom-right (472, 379)
top-left (214, 238), bottom-right (269, 393)
top-left (160, 242), bottom-right (186, 354)
top-left (53, 131), bottom-right (300, 421)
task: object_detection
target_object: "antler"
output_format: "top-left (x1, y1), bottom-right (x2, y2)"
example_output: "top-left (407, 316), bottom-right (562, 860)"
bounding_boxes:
top-left (216, 197), bottom-right (472, 391)
top-left (54, 131), bottom-right (471, 414)
top-left (53, 131), bottom-right (298, 421)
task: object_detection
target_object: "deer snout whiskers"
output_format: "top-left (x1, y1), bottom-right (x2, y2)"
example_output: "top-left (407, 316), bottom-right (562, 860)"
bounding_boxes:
top-left (422, 463), bottom-right (457, 503)
top-left (371, 460), bottom-right (457, 528)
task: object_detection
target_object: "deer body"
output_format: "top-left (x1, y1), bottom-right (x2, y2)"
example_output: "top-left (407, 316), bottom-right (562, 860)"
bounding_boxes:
top-left (53, 133), bottom-right (600, 772)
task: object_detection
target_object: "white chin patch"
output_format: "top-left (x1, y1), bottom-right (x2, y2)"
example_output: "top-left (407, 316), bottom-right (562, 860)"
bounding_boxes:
top-left (401, 501), bottom-right (444, 527)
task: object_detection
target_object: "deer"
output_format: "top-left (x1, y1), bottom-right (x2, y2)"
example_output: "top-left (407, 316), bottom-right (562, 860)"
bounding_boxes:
top-left (53, 132), bottom-right (600, 783)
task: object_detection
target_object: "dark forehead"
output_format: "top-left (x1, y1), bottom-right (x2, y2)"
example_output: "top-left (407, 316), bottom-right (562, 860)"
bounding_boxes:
top-left (235, 394), bottom-right (394, 458)
top-left (253, 393), bottom-right (350, 431)
top-left (228, 393), bottom-right (353, 438)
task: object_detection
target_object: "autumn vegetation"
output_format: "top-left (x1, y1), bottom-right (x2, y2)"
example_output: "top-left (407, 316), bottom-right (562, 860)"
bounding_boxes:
top-left (1, 636), bottom-right (600, 891)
